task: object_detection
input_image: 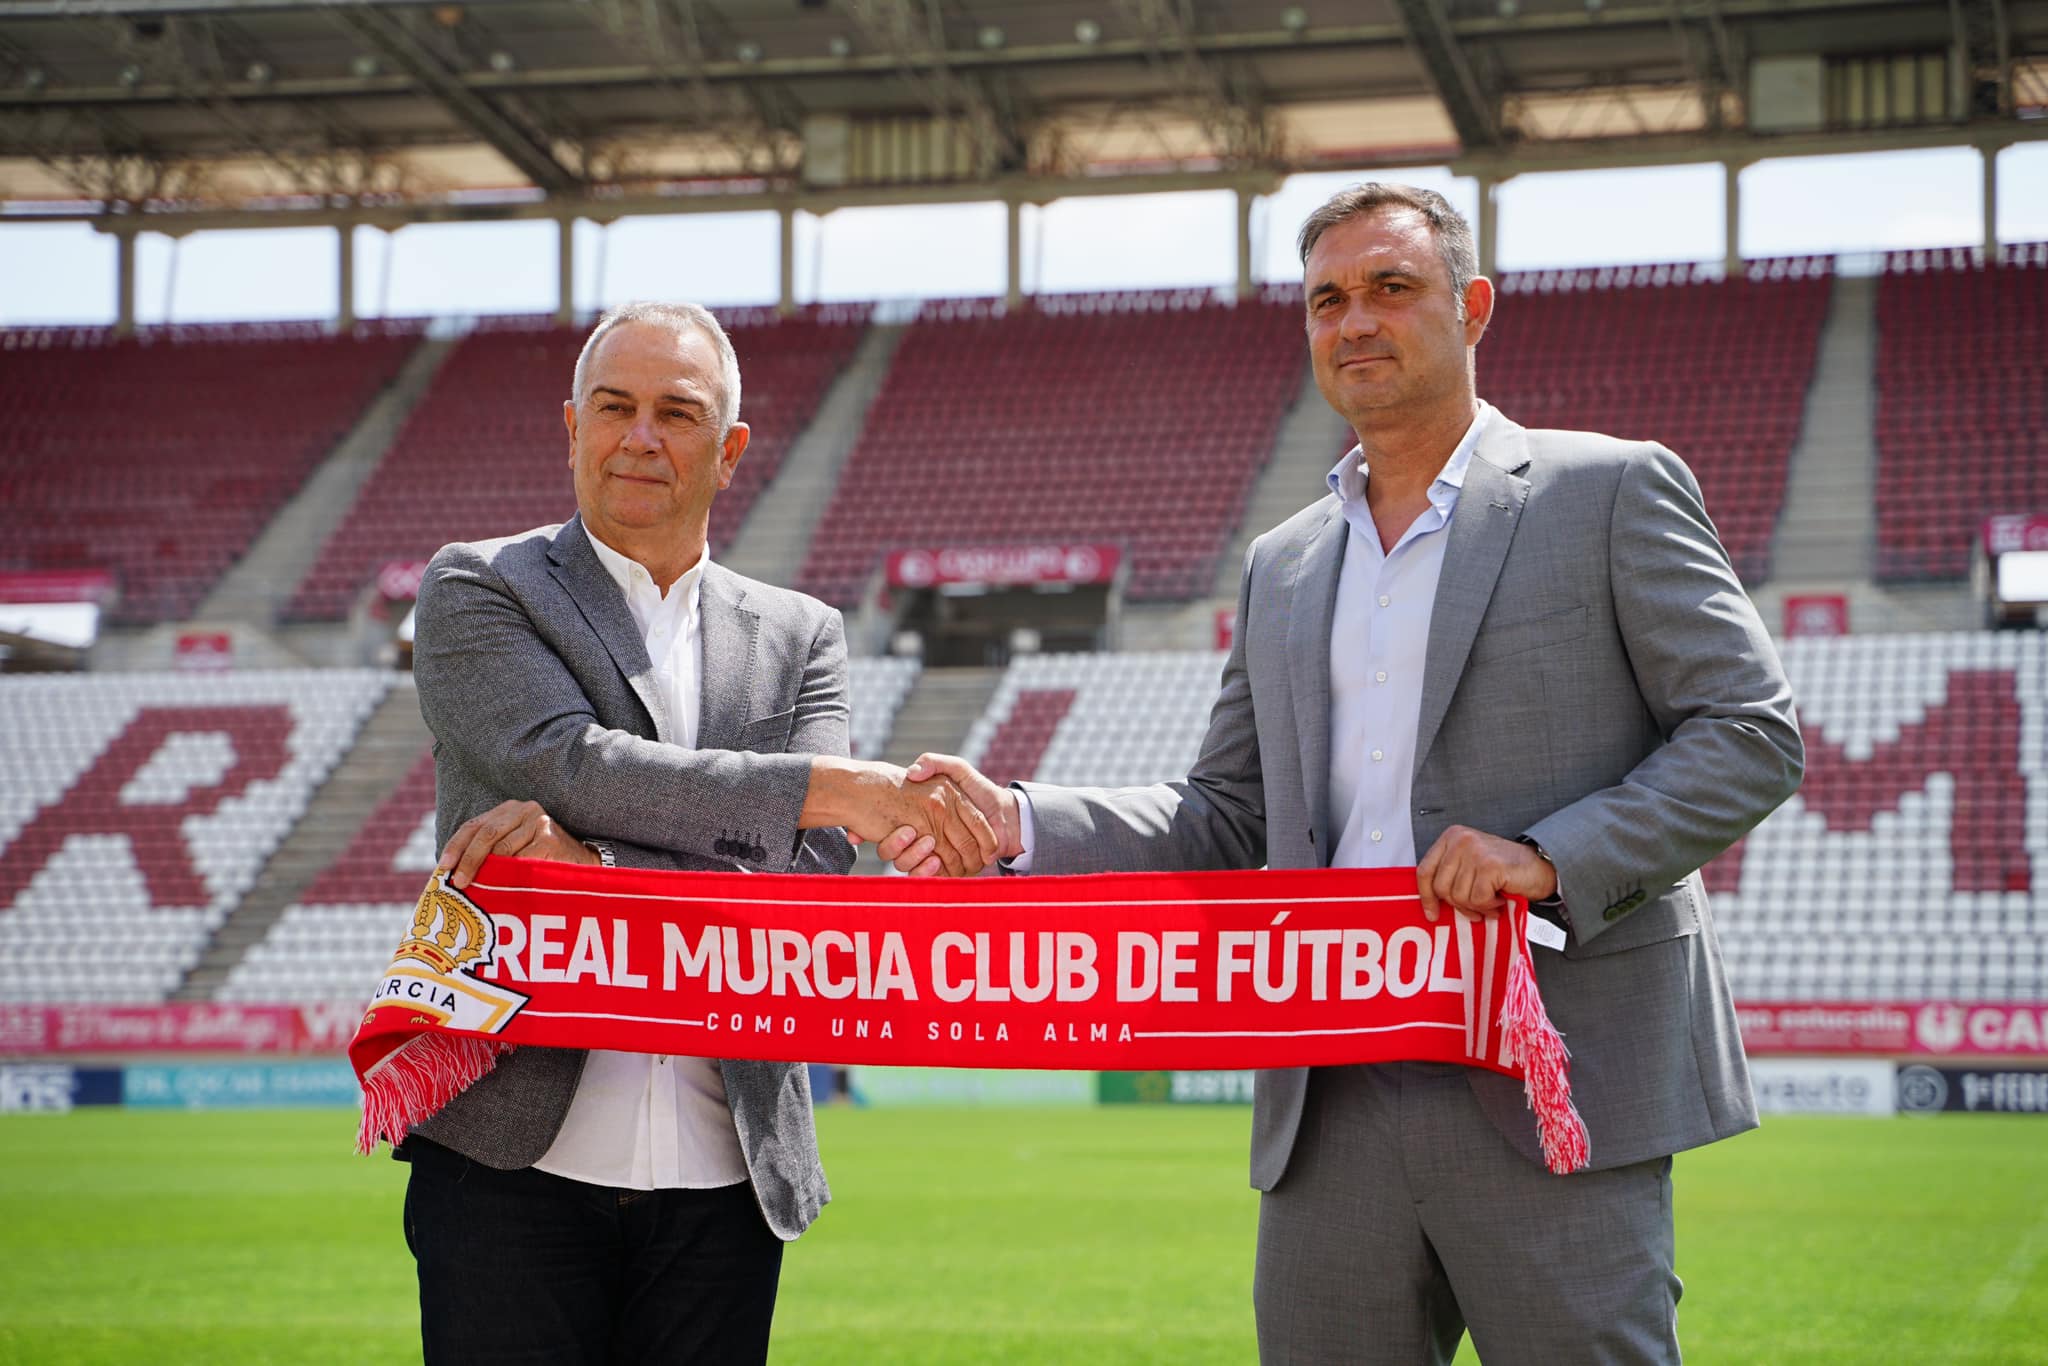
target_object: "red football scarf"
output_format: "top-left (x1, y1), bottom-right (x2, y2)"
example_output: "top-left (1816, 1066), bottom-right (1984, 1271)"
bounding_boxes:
top-left (350, 858), bottom-right (1590, 1173)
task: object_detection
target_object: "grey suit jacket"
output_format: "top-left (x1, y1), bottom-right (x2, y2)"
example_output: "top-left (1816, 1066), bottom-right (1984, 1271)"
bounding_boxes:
top-left (407, 513), bottom-right (854, 1240)
top-left (1023, 413), bottom-right (1803, 1187)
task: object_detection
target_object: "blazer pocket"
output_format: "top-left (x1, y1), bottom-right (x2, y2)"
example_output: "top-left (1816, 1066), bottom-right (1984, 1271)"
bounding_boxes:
top-left (1466, 605), bottom-right (1589, 666)
top-left (737, 707), bottom-right (797, 752)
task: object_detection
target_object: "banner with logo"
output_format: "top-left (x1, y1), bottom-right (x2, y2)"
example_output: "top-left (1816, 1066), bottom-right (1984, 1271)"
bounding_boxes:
top-left (122, 1062), bottom-right (362, 1110)
top-left (0, 1004), bottom-right (365, 1056)
top-left (0, 1064), bottom-right (122, 1113)
top-left (1747, 1059), bottom-right (1897, 1116)
top-left (350, 859), bottom-right (1588, 1172)
top-left (1735, 1002), bottom-right (2048, 1058)
top-left (1896, 1065), bottom-right (2048, 1115)
top-left (886, 544), bottom-right (1121, 589)
top-left (1099, 1069), bottom-right (1257, 1106)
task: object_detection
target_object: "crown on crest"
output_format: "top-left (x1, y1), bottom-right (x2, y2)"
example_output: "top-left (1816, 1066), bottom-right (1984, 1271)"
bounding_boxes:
top-left (398, 874), bottom-right (491, 976)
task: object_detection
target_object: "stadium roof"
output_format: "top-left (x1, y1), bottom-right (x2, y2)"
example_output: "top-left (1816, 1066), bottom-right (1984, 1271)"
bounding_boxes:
top-left (1, 0), bottom-right (2044, 230)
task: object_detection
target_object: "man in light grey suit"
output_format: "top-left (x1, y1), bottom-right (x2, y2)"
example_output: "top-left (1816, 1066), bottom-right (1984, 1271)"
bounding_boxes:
top-left (403, 301), bottom-right (994, 1365)
top-left (895, 185), bottom-right (1803, 1362)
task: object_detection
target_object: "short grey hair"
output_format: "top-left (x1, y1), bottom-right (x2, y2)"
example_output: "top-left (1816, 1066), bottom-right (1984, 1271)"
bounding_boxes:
top-left (1296, 182), bottom-right (1480, 315)
top-left (570, 301), bottom-right (743, 438)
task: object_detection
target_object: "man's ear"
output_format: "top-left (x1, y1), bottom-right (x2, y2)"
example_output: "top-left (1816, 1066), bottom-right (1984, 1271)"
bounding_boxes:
top-left (717, 421), bottom-right (752, 490)
top-left (1463, 276), bottom-right (1496, 346)
top-left (563, 399), bottom-right (578, 470)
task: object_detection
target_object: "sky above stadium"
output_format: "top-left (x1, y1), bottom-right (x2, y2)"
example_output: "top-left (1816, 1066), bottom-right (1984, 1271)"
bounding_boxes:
top-left (2, 144), bottom-right (2045, 325)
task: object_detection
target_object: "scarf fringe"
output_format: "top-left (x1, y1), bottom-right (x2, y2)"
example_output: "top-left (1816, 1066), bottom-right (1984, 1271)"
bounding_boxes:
top-left (355, 1032), bottom-right (515, 1155)
top-left (1498, 919), bottom-right (1591, 1175)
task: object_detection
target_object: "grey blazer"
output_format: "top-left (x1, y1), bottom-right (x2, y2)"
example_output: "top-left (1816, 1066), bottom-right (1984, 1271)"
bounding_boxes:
top-left (408, 513), bottom-right (854, 1240)
top-left (1023, 413), bottom-right (1803, 1186)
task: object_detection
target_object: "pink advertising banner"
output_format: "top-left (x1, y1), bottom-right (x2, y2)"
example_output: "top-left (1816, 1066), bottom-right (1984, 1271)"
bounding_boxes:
top-left (0, 1004), bottom-right (367, 1056)
top-left (1737, 1002), bottom-right (2048, 1058)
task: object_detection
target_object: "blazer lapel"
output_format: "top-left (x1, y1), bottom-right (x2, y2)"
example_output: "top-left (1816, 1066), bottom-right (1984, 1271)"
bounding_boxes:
top-left (546, 515), bottom-right (674, 744)
top-left (696, 563), bottom-right (759, 753)
top-left (1286, 501), bottom-right (1347, 865)
top-left (1414, 418), bottom-right (1532, 776)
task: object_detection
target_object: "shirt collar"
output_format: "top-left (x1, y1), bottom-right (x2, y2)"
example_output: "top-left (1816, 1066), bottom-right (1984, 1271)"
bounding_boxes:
top-left (1326, 400), bottom-right (1493, 513)
top-left (585, 528), bottom-right (706, 619)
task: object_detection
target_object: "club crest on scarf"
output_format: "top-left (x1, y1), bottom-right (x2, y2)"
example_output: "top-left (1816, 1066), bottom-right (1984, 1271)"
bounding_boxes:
top-left (363, 873), bottom-right (530, 1036)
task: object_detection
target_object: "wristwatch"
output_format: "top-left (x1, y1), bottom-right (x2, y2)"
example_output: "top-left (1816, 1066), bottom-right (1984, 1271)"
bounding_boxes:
top-left (1515, 836), bottom-right (1570, 928)
top-left (581, 839), bottom-right (616, 869)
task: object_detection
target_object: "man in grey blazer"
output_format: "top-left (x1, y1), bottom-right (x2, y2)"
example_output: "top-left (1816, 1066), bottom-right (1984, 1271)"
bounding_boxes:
top-left (894, 185), bottom-right (1803, 1362)
top-left (403, 301), bottom-right (994, 1365)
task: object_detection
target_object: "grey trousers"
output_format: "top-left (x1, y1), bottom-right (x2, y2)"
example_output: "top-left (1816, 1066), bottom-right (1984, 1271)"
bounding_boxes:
top-left (1254, 1063), bottom-right (1681, 1365)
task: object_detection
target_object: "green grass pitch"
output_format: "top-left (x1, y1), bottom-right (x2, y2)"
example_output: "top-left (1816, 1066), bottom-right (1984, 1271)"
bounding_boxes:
top-left (0, 1107), bottom-right (2043, 1364)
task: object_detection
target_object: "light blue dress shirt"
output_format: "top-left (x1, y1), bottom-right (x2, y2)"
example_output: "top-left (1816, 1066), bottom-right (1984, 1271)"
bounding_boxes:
top-left (1326, 403), bottom-right (1491, 868)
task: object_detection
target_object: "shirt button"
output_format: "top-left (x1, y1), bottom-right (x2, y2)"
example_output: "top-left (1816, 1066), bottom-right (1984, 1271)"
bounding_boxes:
top-left (1374, 670), bottom-right (1388, 684)
top-left (1371, 749), bottom-right (1384, 762)
top-left (1378, 595), bottom-right (1391, 607)
top-left (1370, 830), bottom-right (1384, 843)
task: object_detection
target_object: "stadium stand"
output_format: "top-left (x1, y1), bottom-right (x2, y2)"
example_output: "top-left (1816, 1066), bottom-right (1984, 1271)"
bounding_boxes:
top-left (285, 307), bottom-right (867, 620)
top-left (848, 655), bottom-right (921, 760)
top-left (1872, 244), bottom-right (2048, 582)
top-left (1482, 259), bottom-right (1833, 586)
top-left (1710, 630), bottom-right (2045, 1002)
top-left (0, 323), bottom-right (419, 624)
top-left (218, 657), bottom-right (922, 1003)
top-left (0, 669), bottom-right (391, 1003)
top-left (962, 651), bottom-right (1226, 790)
top-left (795, 290), bottom-right (1306, 606)
top-left (959, 631), bottom-right (2044, 1001)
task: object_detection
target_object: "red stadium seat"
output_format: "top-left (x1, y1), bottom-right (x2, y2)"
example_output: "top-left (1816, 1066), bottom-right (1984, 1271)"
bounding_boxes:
top-left (1872, 249), bottom-right (2048, 582)
top-left (0, 325), bottom-right (419, 623)
top-left (1482, 261), bottom-right (1833, 585)
top-left (795, 291), bottom-right (1304, 605)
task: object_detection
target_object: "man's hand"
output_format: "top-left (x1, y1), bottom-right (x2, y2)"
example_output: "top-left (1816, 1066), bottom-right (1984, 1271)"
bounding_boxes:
top-left (1415, 825), bottom-right (1558, 921)
top-left (438, 799), bottom-right (600, 890)
top-left (803, 757), bottom-right (998, 877)
top-left (867, 753), bottom-right (1020, 876)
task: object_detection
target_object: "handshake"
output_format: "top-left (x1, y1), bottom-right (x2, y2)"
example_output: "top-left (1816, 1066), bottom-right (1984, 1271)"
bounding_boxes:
top-left (810, 753), bottom-right (1021, 878)
top-left (436, 753), bottom-right (1018, 889)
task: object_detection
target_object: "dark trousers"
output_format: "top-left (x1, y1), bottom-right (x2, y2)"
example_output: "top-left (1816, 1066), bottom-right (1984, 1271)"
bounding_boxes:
top-left (402, 1137), bottom-right (784, 1366)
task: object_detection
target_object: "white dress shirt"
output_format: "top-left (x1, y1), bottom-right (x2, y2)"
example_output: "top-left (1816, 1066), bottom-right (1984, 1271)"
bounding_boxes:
top-left (1007, 404), bottom-right (1491, 873)
top-left (531, 532), bottom-right (750, 1191)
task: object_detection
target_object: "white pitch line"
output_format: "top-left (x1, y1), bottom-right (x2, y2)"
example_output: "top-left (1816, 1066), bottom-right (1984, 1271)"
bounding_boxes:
top-left (1973, 1202), bottom-right (2048, 1318)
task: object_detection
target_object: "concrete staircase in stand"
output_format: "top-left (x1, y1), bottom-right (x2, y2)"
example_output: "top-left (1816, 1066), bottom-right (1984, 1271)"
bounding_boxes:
top-left (1215, 360), bottom-right (1350, 599)
top-left (197, 336), bottom-right (457, 626)
top-left (1770, 274), bottom-right (1879, 585)
top-left (1751, 274), bottom-right (1981, 635)
top-left (722, 323), bottom-right (904, 590)
top-left (1118, 360), bottom-right (1345, 653)
top-left (175, 676), bottom-right (432, 1002)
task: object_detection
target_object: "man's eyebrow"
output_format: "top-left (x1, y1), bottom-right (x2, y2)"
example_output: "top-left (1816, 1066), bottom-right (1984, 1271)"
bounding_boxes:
top-left (587, 385), bottom-right (708, 410)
